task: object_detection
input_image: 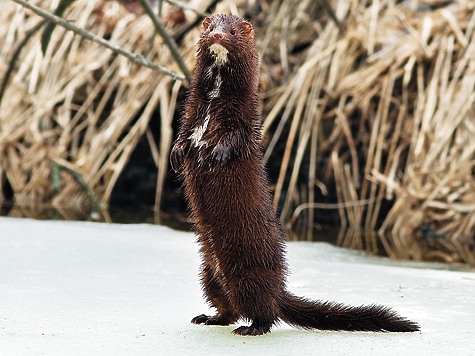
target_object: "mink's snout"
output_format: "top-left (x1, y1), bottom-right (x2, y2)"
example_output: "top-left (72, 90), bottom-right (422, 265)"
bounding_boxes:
top-left (213, 32), bottom-right (224, 41)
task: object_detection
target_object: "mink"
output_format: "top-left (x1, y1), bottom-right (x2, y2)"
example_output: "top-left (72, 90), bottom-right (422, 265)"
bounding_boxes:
top-left (170, 14), bottom-right (420, 336)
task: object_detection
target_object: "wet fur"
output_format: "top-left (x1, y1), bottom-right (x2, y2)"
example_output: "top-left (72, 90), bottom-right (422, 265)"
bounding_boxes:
top-left (170, 14), bottom-right (419, 336)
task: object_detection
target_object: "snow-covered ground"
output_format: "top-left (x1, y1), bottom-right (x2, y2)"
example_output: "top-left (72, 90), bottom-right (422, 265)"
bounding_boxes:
top-left (1, 216), bottom-right (474, 355)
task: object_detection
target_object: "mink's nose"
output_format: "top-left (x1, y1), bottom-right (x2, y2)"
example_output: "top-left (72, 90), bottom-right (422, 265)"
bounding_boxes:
top-left (213, 32), bottom-right (224, 40)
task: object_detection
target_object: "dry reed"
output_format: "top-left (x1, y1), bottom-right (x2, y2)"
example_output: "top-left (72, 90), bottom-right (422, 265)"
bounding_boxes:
top-left (0, 0), bottom-right (198, 215)
top-left (1, 0), bottom-right (474, 264)
top-left (261, 0), bottom-right (475, 265)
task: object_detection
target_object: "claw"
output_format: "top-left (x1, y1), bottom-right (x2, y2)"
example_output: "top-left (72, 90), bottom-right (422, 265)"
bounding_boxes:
top-left (170, 144), bottom-right (185, 172)
top-left (191, 314), bottom-right (209, 324)
top-left (191, 314), bottom-right (234, 326)
top-left (210, 145), bottom-right (230, 168)
top-left (232, 325), bottom-right (269, 336)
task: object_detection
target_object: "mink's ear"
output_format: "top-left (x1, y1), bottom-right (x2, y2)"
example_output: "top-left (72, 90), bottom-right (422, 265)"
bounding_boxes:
top-left (239, 21), bottom-right (254, 37)
top-left (202, 17), bottom-right (213, 31)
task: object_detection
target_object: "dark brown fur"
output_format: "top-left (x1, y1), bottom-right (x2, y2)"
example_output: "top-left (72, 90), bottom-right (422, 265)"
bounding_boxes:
top-left (170, 14), bottom-right (419, 336)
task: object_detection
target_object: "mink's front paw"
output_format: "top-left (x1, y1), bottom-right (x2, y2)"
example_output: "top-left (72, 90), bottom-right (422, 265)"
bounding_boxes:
top-left (210, 145), bottom-right (230, 168)
top-left (191, 313), bottom-right (234, 326)
top-left (191, 314), bottom-right (210, 324)
top-left (170, 143), bottom-right (186, 172)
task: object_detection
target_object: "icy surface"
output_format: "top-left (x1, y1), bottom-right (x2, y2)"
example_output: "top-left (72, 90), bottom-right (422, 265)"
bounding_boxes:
top-left (1, 217), bottom-right (474, 355)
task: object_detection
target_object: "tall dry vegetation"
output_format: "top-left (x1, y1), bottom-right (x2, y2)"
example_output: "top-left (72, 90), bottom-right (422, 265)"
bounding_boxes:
top-left (260, 0), bottom-right (475, 264)
top-left (0, 0), bottom-right (474, 264)
top-left (0, 0), bottom-right (187, 213)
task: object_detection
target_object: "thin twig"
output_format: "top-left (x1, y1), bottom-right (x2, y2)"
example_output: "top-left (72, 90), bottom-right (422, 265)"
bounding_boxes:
top-left (9, 0), bottom-right (186, 81)
top-left (137, 0), bottom-right (191, 81)
top-left (173, 0), bottom-right (221, 45)
top-left (287, 196), bottom-right (384, 227)
top-left (317, 0), bottom-right (341, 28)
top-left (0, 19), bottom-right (47, 108)
top-left (50, 159), bottom-right (105, 210)
top-left (165, 0), bottom-right (209, 17)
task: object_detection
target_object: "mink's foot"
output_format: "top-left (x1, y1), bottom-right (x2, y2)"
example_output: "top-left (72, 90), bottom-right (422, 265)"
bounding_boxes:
top-left (233, 323), bottom-right (272, 336)
top-left (210, 145), bottom-right (230, 168)
top-left (191, 314), bottom-right (234, 326)
top-left (232, 324), bottom-right (271, 336)
top-left (191, 314), bottom-right (210, 324)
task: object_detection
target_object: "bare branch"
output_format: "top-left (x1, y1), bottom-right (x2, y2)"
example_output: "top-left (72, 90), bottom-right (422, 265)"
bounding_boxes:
top-left (173, 0), bottom-right (221, 45)
top-left (9, 0), bottom-right (186, 81)
top-left (136, 0), bottom-right (191, 81)
top-left (0, 19), bottom-right (46, 108)
top-left (165, 0), bottom-right (209, 18)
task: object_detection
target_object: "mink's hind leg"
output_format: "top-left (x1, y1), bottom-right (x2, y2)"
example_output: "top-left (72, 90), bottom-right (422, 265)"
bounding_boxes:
top-left (227, 273), bottom-right (281, 336)
top-left (192, 261), bottom-right (238, 326)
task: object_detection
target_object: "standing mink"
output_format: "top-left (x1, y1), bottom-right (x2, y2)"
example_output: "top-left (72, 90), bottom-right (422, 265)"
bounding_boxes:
top-left (170, 14), bottom-right (419, 336)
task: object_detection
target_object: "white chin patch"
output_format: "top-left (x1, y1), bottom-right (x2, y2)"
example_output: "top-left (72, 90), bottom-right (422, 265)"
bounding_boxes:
top-left (209, 44), bottom-right (229, 65)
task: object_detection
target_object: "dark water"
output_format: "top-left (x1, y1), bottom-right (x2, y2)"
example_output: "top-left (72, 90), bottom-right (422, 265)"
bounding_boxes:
top-left (1, 200), bottom-right (473, 270)
top-left (0, 200), bottom-right (189, 231)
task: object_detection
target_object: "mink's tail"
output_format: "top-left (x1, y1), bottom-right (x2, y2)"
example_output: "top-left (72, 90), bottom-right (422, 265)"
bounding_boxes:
top-left (279, 292), bottom-right (420, 332)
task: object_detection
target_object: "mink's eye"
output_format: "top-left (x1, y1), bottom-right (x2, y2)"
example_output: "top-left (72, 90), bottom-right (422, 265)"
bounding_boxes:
top-left (230, 30), bottom-right (236, 35)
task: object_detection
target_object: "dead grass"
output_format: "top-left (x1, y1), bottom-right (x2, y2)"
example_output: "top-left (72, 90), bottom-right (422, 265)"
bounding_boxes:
top-left (0, 0), bottom-right (194, 215)
top-left (259, 0), bottom-right (475, 264)
top-left (1, 0), bottom-right (474, 264)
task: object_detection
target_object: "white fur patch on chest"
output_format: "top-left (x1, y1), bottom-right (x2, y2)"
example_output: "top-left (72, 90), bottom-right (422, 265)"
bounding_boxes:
top-left (189, 61), bottom-right (225, 150)
top-left (209, 44), bottom-right (229, 65)
top-left (189, 112), bottom-right (210, 148)
top-left (208, 72), bottom-right (222, 99)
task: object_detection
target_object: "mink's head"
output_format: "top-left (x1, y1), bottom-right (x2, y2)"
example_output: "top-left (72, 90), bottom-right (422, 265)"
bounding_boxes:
top-left (196, 14), bottom-right (258, 67)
